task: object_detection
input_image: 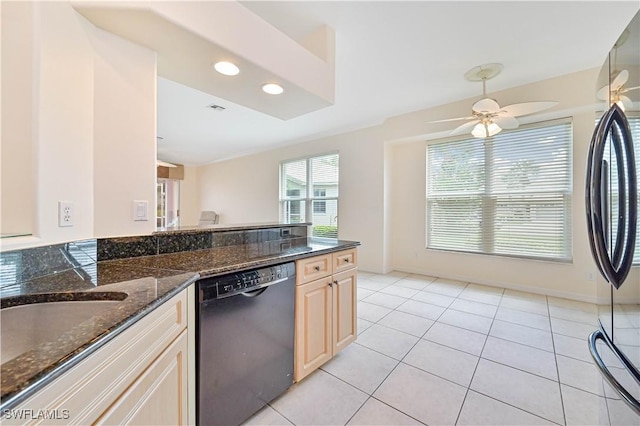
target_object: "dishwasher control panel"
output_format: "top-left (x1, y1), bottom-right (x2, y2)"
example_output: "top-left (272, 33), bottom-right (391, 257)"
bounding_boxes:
top-left (199, 262), bottom-right (295, 300)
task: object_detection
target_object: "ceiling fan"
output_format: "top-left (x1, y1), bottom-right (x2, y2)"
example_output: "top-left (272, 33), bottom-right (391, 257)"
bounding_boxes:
top-left (597, 69), bottom-right (640, 111)
top-left (596, 30), bottom-right (639, 112)
top-left (432, 63), bottom-right (557, 138)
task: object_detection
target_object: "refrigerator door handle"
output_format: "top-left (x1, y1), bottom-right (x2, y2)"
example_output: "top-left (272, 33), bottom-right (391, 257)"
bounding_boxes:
top-left (589, 327), bottom-right (640, 415)
top-left (585, 103), bottom-right (637, 289)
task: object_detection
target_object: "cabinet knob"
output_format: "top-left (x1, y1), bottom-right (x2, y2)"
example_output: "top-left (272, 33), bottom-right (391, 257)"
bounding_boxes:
top-left (343, 258), bottom-right (350, 263)
top-left (314, 266), bottom-right (320, 271)
top-left (328, 281), bottom-right (333, 287)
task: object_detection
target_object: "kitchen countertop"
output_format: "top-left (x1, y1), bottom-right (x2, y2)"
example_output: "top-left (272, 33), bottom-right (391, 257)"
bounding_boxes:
top-left (0, 238), bottom-right (359, 411)
top-left (154, 221), bottom-right (312, 235)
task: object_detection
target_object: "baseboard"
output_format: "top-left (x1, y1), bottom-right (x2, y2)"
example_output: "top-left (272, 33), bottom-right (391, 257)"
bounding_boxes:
top-left (389, 264), bottom-right (627, 305)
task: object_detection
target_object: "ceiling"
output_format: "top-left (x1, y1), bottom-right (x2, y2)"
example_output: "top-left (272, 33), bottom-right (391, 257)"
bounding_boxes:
top-left (156, 1), bottom-right (640, 166)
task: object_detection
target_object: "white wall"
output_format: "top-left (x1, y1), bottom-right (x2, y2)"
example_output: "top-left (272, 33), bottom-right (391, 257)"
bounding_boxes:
top-left (179, 165), bottom-right (201, 226)
top-left (1, 2), bottom-right (36, 237)
top-left (91, 23), bottom-right (157, 238)
top-left (387, 69), bottom-right (634, 303)
top-left (34, 2), bottom-right (95, 245)
top-left (195, 68), bottom-right (640, 302)
top-left (197, 126), bottom-right (386, 273)
top-left (0, 2), bottom-right (157, 251)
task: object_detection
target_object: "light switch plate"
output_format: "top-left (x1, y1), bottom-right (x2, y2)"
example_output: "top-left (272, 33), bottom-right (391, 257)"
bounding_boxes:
top-left (58, 201), bottom-right (74, 227)
top-left (133, 200), bottom-right (148, 221)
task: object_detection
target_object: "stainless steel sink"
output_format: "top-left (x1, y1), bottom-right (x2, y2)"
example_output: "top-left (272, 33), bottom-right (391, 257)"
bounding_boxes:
top-left (1, 293), bottom-right (126, 364)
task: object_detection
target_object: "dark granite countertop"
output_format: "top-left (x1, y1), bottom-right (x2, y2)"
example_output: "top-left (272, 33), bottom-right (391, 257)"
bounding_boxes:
top-left (0, 237), bottom-right (359, 411)
top-left (110, 238), bottom-right (360, 279)
top-left (154, 221), bottom-right (312, 235)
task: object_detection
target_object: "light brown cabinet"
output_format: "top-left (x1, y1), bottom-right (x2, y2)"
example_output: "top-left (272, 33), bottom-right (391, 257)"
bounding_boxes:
top-left (95, 330), bottom-right (188, 425)
top-left (294, 249), bottom-right (357, 382)
top-left (4, 289), bottom-right (191, 426)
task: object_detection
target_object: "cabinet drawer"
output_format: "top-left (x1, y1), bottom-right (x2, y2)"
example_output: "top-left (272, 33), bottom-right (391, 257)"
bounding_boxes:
top-left (296, 254), bottom-right (331, 284)
top-left (332, 249), bottom-right (357, 273)
top-left (95, 330), bottom-right (188, 425)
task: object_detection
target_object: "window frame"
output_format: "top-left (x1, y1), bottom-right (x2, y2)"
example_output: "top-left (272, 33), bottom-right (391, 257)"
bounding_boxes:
top-left (279, 152), bottom-right (339, 239)
top-left (425, 118), bottom-right (574, 263)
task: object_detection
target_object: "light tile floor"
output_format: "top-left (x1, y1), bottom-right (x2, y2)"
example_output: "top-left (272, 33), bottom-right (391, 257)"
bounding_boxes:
top-left (245, 272), bottom-right (639, 426)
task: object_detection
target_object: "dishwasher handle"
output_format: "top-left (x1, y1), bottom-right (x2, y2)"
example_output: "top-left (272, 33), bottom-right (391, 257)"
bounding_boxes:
top-left (238, 277), bottom-right (289, 298)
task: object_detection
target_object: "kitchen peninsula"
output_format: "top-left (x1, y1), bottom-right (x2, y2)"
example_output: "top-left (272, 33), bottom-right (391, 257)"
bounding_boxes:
top-left (0, 223), bottom-right (359, 425)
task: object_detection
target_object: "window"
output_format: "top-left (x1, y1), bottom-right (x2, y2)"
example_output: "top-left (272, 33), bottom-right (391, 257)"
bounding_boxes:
top-left (426, 119), bottom-right (573, 261)
top-left (285, 189), bottom-right (302, 222)
top-left (313, 189), bottom-right (327, 213)
top-left (280, 153), bottom-right (339, 239)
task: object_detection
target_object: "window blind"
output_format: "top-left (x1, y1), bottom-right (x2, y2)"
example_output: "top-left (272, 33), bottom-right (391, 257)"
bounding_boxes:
top-left (427, 120), bottom-right (573, 261)
top-left (280, 153), bottom-right (339, 239)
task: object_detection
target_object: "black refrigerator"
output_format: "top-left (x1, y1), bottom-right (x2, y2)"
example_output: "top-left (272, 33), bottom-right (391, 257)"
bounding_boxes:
top-left (586, 10), bottom-right (640, 418)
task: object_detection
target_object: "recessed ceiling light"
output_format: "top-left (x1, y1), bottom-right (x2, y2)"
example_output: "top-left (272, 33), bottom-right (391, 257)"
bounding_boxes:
top-left (262, 83), bottom-right (284, 95)
top-left (214, 61), bottom-right (239, 76)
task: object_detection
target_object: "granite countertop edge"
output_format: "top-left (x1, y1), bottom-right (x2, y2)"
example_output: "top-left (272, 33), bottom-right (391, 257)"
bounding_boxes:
top-left (196, 240), bottom-right (361, 278)
top-left (0, 273), bottom-right (200, 412)
top-left (1, 238), bottom-right (359, 411)
top-left (154, 221), bottom-right (312, 236)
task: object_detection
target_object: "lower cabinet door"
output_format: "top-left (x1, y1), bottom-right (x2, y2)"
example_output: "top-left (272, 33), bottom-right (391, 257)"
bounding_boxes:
top-left (333, 268), bottom-right (357, 354)
top-left (95, 330), bottom-right (188, 425)
top-left (294, 276), bottom-right (333, 382)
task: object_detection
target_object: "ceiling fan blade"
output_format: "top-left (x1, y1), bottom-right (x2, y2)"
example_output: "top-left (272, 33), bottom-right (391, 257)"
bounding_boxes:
top-left (472, 98), bottom-right (501, 113)
top-left (611, 69), bottom-right (629, 90)
top-left (596, 84), bottom-right (610, 101)
top-left (501, 101), bottom-right (557, 117)
top-left (493, 115), bottom-right (520, 130)
top-left (621, 85), bottom-right (640, 93)
top-left (450, 120), bottom-right (479, 136)
top-left (429, 116), bottom-right (475, 123)
top-left (621, 95), bottom-right (633, 110)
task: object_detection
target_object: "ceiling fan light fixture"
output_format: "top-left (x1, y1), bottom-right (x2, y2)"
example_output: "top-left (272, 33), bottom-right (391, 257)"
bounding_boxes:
top-left (214, 61), bottom-right (240, 76)
top-left (429, 64), bottom-right (558, 139)
top-left (472, 122), bottom-right (502, 138)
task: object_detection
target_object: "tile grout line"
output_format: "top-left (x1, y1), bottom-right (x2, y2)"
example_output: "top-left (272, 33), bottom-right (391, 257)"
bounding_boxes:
top-left (266, 273), bottom-right (409, 426)
top-left (260, 273), bottom-right (607, 426)
top-left (547, 294), bottom-right (569, 426)
top-left (345, 275), bottom-right (419, 424)
top-left (453, 285), bottom-right (501, 425)
top-left (354, 274), bottom-right (609, 425)
top-left (359, 281), bottom-right (596, 389)
top-left (361, 282), bottom-right (560, 386)
top-left (345, 277), bottom-right (455, 424)
top-left (467, 389), bottom-right (565, 426)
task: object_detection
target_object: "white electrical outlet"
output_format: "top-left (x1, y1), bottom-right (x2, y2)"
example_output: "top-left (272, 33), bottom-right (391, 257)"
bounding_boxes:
top-left (587, 271), bottom-right (596, 281)
top-left (58, 201), bottom-right (74, 227)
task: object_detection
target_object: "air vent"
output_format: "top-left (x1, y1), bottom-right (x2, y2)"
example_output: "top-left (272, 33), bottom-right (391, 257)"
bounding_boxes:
top-left (207, 104), bottom-right (226, 111)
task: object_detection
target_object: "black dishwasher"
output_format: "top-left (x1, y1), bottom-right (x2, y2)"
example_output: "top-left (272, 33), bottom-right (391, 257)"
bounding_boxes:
top-left (196, 262), bottom-right (296, 426)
